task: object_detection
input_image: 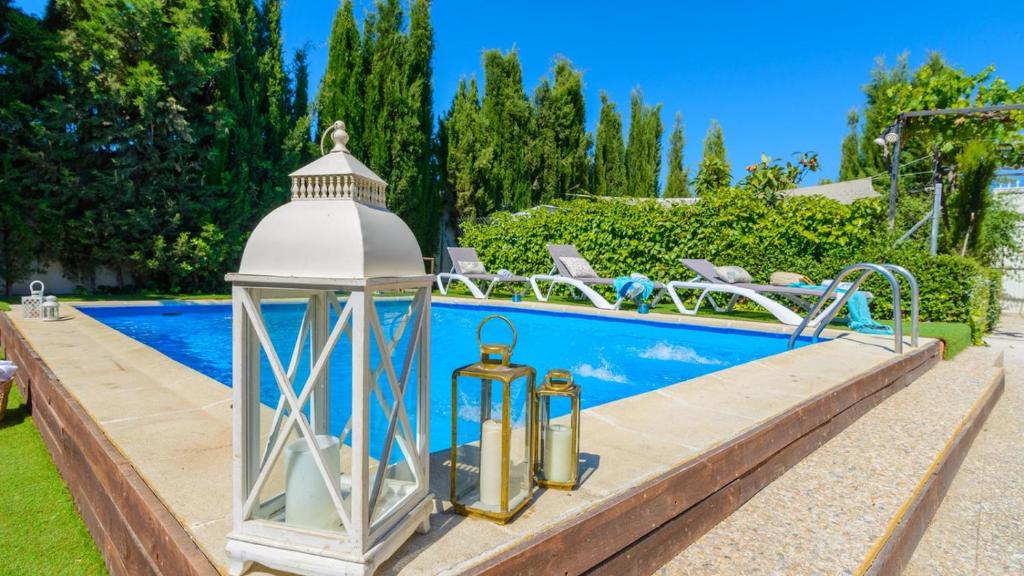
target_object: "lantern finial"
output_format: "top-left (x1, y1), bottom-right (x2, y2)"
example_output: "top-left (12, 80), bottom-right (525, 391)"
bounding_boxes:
top-left (319, 120), bottom-right (351, 155)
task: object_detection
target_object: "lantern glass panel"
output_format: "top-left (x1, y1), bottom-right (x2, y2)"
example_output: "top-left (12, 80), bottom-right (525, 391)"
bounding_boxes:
top-left (246, 292), bottom-right (354, 532)
top-left (368, 295), bottom-right (423, 525)
top-left (452, 370), bottom-right (532, 515)
top-left (537, 395), bottom-right (575, 485)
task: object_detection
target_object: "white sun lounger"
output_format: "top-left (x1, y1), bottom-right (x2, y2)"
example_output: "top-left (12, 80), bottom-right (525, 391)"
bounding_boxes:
top-left (529, 244), bottom-right (667, 311)
top-left (666, 259), bottom-right (855, 327)
top-left (436, 247), bottom-right (530, 299)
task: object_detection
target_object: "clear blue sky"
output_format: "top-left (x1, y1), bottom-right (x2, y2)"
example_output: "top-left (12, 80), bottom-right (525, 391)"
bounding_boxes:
top-left (15, 0), bottom-right (1024, 184)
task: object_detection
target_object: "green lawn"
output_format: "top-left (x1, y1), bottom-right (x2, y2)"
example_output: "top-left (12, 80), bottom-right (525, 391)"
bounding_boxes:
top-left (436, 285), bottom-right (972, 360)
top-left (0, 385), bottom-right (107, 575)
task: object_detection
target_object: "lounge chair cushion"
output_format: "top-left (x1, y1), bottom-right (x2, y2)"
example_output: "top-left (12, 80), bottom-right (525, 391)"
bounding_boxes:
top-left (714, 265), bottom-right (753, 284)
top-left (458, 260), bottom-right (486, 274)
top-left (559, 256), bottom-right (598, 278)
top-left (770, 271), bottom-right (813, 286)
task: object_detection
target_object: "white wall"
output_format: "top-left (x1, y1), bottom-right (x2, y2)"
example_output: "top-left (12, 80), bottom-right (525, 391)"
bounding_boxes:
top-left (9, 261), bottom-right (126, 296)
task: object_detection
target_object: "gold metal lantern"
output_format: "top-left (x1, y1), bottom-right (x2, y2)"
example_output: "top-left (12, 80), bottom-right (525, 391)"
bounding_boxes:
top-left (450, 315), bottom-right (536, 523)
top-left (533, 369), bottom-right (580, 489)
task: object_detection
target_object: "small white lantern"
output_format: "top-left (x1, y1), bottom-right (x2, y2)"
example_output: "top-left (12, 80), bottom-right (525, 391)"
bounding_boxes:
top-left (41, 295), bottom-right (59, 321)
top-left (225, 121), bottom-right (433, 576)
top-left (21, 280), bottom-right (44, 319)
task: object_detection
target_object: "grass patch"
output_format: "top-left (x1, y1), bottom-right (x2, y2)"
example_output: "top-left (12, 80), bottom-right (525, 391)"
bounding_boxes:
top-left (0, 386), bottom-right (107, 575)
top-left (434, 286), bottom-right (972, 359)
top-left (3, 292), bottom-right (230, 305)
top-left (0, 301), bottom-right (9, 312)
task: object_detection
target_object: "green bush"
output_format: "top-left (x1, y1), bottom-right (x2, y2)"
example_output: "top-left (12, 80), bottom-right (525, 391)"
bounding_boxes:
top-left (461, 190), bottom-right (1000, 340)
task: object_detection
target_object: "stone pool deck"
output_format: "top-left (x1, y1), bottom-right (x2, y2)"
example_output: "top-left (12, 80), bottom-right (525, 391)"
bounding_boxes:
top-left (2, 298), bottom-right (937, 575)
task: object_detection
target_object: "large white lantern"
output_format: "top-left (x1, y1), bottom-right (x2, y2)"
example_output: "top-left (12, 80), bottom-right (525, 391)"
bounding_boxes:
top-left (225, 121), bottom-right (433, 576)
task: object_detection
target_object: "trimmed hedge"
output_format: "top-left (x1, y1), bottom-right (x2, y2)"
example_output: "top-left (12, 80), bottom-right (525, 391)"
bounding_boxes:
top-left (461, 190), bottom-right (1000, 341)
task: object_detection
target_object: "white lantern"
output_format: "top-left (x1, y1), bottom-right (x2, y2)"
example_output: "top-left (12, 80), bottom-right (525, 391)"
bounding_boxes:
top-left (41, 295), bottom-right (59, 321)
top-left (21, 280), bottom-right (44, 319)
top-left (225, 121), bottom-right (433, 576)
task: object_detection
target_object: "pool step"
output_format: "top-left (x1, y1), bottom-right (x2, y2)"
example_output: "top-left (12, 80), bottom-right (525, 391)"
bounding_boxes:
top-left (904, 322), bottom-right (1024, 575)
top-left (658, 346), bottom-right (1004, 575)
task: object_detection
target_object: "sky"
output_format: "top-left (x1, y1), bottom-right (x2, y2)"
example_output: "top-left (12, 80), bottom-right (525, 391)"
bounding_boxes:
top-left (14, 0), bottom-right (1024, 184)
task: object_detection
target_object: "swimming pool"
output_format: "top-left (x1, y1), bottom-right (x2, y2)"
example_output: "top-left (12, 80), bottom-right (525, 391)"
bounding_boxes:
top-left (80, 301), bottom-right (816, 454)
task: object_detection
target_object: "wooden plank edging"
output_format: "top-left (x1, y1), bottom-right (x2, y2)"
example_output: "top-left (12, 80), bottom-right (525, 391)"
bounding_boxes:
top-left (471, 340), bottom-right (941, 576)
top-left (0, 313), bottom-right (219, 576)
top-left (858, 367), bottom-right (1006, 575)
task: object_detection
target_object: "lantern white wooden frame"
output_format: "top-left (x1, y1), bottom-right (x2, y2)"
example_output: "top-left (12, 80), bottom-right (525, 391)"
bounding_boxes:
top-left (225, 275), bottom-right (433, 576)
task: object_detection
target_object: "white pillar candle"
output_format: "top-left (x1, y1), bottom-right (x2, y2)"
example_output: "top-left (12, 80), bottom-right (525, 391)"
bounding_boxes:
top-left (543, 424), bottom-right (573, 483)
top-left (284, 435), bottom-right (342, 530)
top-left (479, 419), bottom-right (502, 507)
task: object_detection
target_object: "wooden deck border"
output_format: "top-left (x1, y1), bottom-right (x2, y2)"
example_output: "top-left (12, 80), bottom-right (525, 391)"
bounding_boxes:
top-left (0, 313), bottom-right (218, 576)
top-left (471, 339), bottom-right (942, 576)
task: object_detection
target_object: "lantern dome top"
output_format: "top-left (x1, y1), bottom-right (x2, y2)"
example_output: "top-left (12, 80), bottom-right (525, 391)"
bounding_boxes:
top-left (234, 121), bottom-right (424, 281)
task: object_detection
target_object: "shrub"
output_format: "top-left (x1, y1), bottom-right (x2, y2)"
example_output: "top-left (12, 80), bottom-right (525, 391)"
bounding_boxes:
top-left (460, 190), bottom-right (999, 340)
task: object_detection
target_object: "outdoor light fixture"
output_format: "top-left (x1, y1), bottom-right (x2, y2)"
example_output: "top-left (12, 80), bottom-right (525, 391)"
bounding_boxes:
top-left (450, 315), bottom-right (536, 523)
top-left (533, 369), bottom-right (580, 490)
top-left (41, 295), bottom-right (59, 321)
top-left (225, 121), bottom-right (433, 576)
top-left (21, 280), bottom-right (44, 319)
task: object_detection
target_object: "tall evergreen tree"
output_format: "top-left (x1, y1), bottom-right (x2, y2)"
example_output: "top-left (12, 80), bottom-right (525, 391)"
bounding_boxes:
top-left (441, 78), bottom-right (490, 219)
top-left (481, 49), bottom-right (532, 210)
top-left (291, 46), bottom-right (310, 123)
top-left (593, 92), bottom-right (626, 196)
top-left (407, 0), bottom-right (439, 251)
top-left (529, 58), bottom-right (590, 204)
top-left (625, 88), bottom-right (662, 197)
top-left (839, 108), bottom-right (864, 181)
top-left (663, 112), bottom-right (689, 197)
top-left (316, 0), bottom-right (362, 154)
top-left (0, 0), bottom-right (68, 294)
top-left (694, 119), bottom-right (731, 195)
top-left (255, 0), bottom-right (295, 213)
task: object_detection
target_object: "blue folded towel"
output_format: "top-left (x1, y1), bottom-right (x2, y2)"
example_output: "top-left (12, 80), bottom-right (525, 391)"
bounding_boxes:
top-left (614, 275), bottom-right (655, 300)
top-left (789, 282), bottom-right (893, 335)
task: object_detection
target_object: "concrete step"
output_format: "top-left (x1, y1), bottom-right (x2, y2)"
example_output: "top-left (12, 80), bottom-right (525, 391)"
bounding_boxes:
top-left (658, 346), bottom-right (1005, 575)
top-left (904, 324), bottom-right (1024, 575)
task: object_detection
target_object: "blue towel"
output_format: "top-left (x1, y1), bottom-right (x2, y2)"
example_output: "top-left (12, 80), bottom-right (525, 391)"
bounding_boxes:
top-left (614, 275), bottom-right (655, 300)
top-left (790, 282), bottom-right (893, 335)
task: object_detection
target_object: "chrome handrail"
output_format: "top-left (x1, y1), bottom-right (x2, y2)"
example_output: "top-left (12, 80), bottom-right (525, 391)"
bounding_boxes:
top-left (788, 263), bottom-right (903, 353)
top-left (882, 264), bottom-right (919, 347)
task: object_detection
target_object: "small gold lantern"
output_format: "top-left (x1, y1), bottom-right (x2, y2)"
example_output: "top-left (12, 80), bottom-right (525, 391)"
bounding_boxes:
top-left (533, 369), bottom-right (580, 489)
top-left (451, 315), bottom-right (536, 523)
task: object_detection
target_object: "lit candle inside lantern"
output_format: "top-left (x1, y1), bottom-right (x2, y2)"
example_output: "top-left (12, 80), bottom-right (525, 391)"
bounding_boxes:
top-left (543, 424), bottom-right (573, 483)
top-left (284, 435), bottom-right (342, 530)
top-left (479, 419), bottom-right (502, 507)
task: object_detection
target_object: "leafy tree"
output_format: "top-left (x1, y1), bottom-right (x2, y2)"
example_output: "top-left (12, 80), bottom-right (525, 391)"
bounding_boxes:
top-left (481, 49), bottom-right (532, 211)
top-left (948, 141), bottom-right (997, 256)
top-left (593, 92), bottom-right (627, 197)
top-left (625, 88), bottom-right (662, 197)
top-left (664, 112), bottom-right (689, 197)
top-left (740, 152), bottom-right (820, 203)
top-left (317, 0), bottom-right (362, 154)
top-left (529, 58), bottom-right (590, 204)
top-left (839, 108), bottom-right (864, 181)
top-left (694, 119), bottom-right (731, 195)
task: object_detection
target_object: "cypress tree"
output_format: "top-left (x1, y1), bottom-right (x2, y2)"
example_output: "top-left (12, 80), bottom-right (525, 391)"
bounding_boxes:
top-left (839, 108), bottom-right (863, 181)
top-left (442, 78), bottom-right (490, 219)
top-left (664, 112), bottom-right (689, 197)
top-left (530, 58), bottom-right (590, 204)
top-left (256, 0), bottom-right (293, 213)
top-left (316, 0), bottom-right (362, 153)
top-left (407, 0), bottom-right (438, 251)
top-left (291, 46), bottom-right (310, 123)
top-left (481, 49), bottom-right (532, 211)
top-left (594, 92), bottom-right (627, 197)
top-left (694, 119), bottom-right (731, 195)
top-left (625, 88), bottom-right (662, 197)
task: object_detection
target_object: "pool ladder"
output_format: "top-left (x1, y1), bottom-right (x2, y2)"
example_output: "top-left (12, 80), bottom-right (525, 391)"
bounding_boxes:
top-left (787, 263), bottom-right (919, 354)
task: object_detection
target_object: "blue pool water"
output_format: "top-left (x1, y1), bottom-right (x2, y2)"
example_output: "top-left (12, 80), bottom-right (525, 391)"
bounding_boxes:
top-left (80, 301), bottom-right (816, 455)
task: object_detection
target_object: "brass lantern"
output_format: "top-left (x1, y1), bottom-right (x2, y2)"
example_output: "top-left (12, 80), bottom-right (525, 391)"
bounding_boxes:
top-left (533, 369), bottom-right (580, 489)
top-left (450, 315), bottom-right (536, 523)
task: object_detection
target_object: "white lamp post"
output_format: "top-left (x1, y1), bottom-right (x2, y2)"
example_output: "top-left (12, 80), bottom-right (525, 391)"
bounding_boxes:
top-left (225, 121), bottom-right (433, 576)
